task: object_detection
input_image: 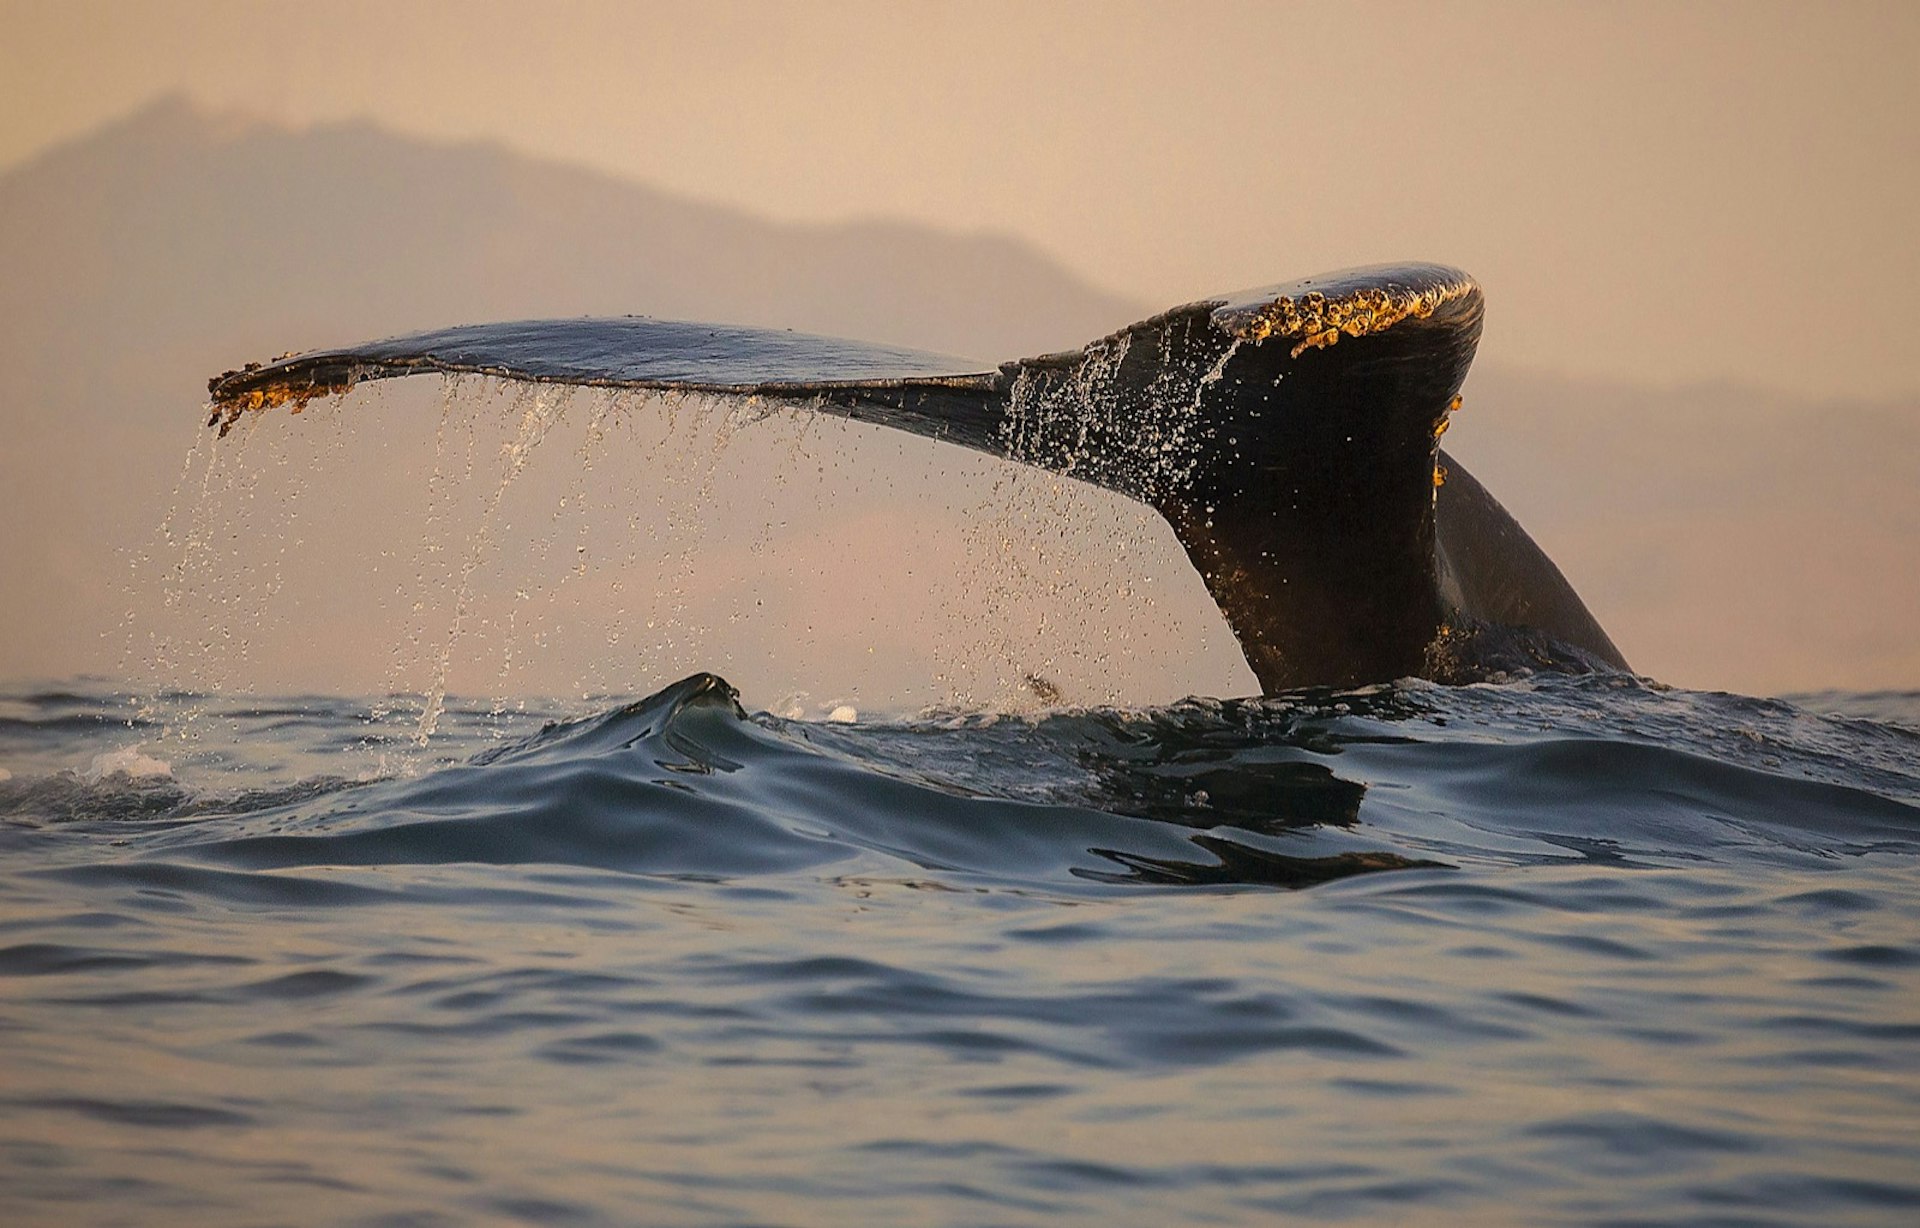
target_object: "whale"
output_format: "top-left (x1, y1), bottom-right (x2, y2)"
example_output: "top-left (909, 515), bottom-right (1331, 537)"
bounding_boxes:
top-left (207, 262), bottom-right (1628, 692)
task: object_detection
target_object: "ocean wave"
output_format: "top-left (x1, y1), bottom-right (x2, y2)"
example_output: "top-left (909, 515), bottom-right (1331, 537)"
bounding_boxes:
top-left (7, 673), bottom-right (1914, 896)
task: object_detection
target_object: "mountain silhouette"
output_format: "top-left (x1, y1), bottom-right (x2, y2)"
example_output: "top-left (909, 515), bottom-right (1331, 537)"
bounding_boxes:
top-left (0, 98), bottom-right (1912, 697)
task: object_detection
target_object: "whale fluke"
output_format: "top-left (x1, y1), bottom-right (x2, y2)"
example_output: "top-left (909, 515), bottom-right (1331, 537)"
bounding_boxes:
top-left (207, 263), bottom-right (1628, 691)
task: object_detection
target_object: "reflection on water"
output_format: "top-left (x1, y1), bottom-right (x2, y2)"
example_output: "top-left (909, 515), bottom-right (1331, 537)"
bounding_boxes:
top-left (2, 676), bottom-right (1918, 1224)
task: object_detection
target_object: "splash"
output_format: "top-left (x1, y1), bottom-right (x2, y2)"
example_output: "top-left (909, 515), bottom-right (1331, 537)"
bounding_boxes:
top-left (415, 383), bottom-right (573, 739)
top-left (999, 322), bottom-right (1242, 508)
top-left (84, 745), bottom-right (173, 782)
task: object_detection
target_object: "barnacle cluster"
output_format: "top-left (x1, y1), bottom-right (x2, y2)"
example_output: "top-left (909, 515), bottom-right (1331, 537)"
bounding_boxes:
top-left (1433, 392), bottom-right (1463, 487)
top-left (1227, 277), bottom-right (1477, 360)
top-left (205, 364), bottom-right (353, 436)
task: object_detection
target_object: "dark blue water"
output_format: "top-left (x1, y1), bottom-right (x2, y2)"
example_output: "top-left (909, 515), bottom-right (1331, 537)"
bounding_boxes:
top-left (2, 674), bottom-right (1918, 1225)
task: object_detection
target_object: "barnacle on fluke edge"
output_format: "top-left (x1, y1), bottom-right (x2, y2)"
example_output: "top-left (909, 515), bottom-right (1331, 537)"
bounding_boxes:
top-left (207, 362), bottom-right (354, 434)
top-left (1213, 269), bottom-right (1480, 359)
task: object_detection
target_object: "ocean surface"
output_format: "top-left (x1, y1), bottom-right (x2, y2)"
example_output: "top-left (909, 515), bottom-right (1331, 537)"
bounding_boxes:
top-left (2, 674), bottom-right (1918, 1226)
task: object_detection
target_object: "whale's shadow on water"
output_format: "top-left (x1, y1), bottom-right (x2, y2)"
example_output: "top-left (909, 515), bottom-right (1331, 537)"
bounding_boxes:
top-left (1042, 692), bottom-right (1452, 887)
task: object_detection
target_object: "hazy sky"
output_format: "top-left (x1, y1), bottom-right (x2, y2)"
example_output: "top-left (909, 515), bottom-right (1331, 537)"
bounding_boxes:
top-left (5, 0), bottom-right (1917, 401)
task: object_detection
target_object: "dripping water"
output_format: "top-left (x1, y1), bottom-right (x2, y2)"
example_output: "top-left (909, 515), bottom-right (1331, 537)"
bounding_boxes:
top-left (135, 372), bottom-right (1247, 733)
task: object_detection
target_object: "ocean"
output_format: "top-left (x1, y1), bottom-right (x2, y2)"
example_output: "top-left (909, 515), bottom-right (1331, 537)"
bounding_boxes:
top-left (3, 672), bottom-right (1917, 1225)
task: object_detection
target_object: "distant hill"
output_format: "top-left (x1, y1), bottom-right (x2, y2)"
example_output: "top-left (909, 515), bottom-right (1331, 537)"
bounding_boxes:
top-left (1447, 368), bottom-right (1918, 694)
top-left (0, 98), bottom-right (1152, 699)
top-left (0, 97), bottom-right (1912, 698)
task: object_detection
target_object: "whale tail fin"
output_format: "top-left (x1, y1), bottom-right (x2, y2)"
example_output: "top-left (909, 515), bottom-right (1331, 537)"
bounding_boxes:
top-left (207, 315), bottom-right (1011, 446)
top-left (207, 263), bottom-right (1624, 689)
top-left (982, 265), bottom-right (1486, 688)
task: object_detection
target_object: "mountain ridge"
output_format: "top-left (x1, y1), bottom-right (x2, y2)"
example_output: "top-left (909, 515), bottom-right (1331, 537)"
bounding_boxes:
top-left (0, 98), bottom-right (1912, 696)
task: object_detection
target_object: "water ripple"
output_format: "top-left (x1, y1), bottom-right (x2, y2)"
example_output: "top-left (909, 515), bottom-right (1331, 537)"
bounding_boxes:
top-left (0, 677), bottom-right (1915, 1225)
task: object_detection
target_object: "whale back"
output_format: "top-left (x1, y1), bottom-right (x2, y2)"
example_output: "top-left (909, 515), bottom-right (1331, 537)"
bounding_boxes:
top-left (207, 263), bottom-right (1628, 691)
